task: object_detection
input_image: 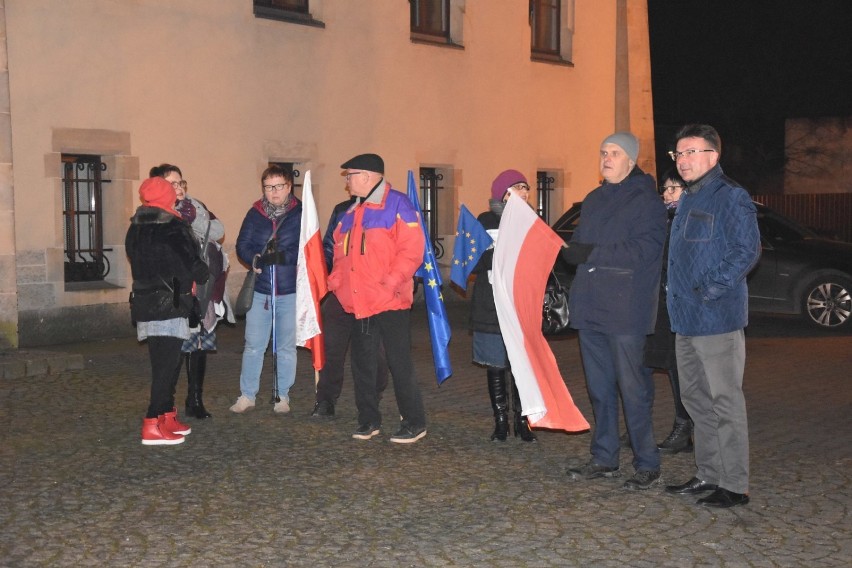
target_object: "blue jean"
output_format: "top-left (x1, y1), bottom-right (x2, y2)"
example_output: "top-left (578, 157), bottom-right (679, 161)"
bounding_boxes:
top-left (239, 291), bottom-right (296, 402)
top-left (578, 329), bottom-right (660, 472)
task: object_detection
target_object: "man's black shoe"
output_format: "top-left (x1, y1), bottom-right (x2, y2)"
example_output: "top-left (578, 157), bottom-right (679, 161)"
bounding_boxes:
top-left (697, 488), bottom-right (750, 508)
top-left (389, 423), bottom-right (427, 444)
top-left (310, 400), bottom-right (335, 418)
top-left (623, 469), bottom-right (661, 490)
top-left (567, 460), bottom-right (621, 480)
top-left (665, 477), bottom-right (718, 495)
top-left (352, 423), bottom-right (381, 440)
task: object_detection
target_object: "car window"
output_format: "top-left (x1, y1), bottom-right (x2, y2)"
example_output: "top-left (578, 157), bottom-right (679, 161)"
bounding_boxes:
top-left (757, 213), bottom-right (809, 243)
top-left (552, 204), bottom-right (581, 243)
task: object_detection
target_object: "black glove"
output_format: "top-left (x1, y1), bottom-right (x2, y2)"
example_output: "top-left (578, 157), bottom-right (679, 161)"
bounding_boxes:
top-left (559, 242), bottom-right (595, 265)
top-left (259, 250), bottom-right (286, 266)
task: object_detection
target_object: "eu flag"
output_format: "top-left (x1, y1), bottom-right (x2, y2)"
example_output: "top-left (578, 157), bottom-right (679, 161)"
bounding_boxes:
top-left (406, 170), bottom-right (453, 384)
top-left (450, 204), bottom-right (493, 291)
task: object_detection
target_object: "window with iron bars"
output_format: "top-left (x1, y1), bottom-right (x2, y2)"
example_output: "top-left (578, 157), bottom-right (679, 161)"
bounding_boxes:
top-left (253, 0), bottom-right (325, 27)
top-left (419, 168), bottom-right (445, 259)
top-left (530, 0), bottom-right (561, 58)
top-left (410, 0), bottom-right (450, 40)
top-left (536, 171), bottom-right (555, 223)
top-left (62, 154), bottom-right (111, 282)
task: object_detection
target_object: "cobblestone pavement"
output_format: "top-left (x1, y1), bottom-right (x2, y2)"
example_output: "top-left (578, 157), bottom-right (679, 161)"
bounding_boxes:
top-left (1, 305), bottom-right (850, 567)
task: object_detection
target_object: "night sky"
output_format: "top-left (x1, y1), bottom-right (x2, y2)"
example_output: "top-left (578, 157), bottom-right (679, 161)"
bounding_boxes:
top-left (647, 0), bottom-right (852, 192)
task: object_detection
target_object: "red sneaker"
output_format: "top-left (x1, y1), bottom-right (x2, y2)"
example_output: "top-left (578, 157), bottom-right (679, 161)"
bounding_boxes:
top-left (161, 407), bottom-right (192, 436)
top-left (141, 416), bottom-right (185, 446)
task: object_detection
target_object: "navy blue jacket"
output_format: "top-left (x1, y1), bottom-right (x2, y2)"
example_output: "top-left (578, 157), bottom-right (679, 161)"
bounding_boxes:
top-left (667, 165), bottom-right (760, 335)
top-left (236, 197), bottom-right (302, 296)
top-left (568, 167), bottom-right (667, 335)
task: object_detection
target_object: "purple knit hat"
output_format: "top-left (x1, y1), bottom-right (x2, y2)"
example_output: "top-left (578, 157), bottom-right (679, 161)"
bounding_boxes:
top-left (490, 169), bottom-right (528, 201)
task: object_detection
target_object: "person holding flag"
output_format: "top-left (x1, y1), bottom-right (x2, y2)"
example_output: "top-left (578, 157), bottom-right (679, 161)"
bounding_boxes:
top-left (327, 154), bottom-right (428, 444)
top-left (466, 169), bottom-right (537, 442)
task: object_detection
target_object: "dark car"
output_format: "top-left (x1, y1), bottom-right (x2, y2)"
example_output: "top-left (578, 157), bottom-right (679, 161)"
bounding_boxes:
top-left (551, 202), bottom-right (852, 330)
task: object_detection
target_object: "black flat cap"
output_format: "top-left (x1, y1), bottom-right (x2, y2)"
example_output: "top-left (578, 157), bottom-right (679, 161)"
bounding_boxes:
top-left (340, 153), bottom-right (384, 174)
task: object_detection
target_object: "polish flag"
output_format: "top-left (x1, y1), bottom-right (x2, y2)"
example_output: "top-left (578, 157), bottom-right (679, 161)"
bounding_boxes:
top-left (492, 192), bottom-right (590, 432)
top-left (295, 170), bottom-right (328, 371)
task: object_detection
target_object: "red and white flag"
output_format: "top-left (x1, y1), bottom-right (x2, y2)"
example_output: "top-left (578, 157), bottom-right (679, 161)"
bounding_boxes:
top-left (492, 191), bottom-right (589, 432)
top-left (296, 170), bottom-right (328, 371)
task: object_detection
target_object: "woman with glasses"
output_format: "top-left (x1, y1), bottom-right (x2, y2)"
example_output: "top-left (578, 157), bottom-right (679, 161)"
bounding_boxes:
top-left (150, 163), bottom-right (229, 421)
top-left (469, 169), bottom-right (537, 443)
top-left (643, 168), bottom-right (693, 453)
top-left (229, 165), bottom-right (302, 415)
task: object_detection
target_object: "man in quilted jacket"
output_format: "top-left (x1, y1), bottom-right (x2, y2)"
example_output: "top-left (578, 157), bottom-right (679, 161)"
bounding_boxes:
top-left (664, 124), bottom-right (761, 508)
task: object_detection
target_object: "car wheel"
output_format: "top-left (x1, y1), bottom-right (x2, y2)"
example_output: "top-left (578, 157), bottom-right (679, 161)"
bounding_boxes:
top-left (802, 276), bottom-right (852, 330)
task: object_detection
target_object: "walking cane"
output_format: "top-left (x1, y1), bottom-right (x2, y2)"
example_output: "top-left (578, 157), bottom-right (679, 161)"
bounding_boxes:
top-left (269, 237), bottom-right (280, 404)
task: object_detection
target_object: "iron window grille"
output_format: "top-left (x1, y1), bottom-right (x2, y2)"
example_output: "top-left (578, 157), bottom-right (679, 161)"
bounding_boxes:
top-left (419, 168), bottom-right (445, 259)
top-left (62, 155), bottom-right (111, 282)
top-left (536, 171), bottom-right (555, 223)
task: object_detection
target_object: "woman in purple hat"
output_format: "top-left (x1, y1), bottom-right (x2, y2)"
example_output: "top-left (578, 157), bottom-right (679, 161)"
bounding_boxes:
top-left (468, 169), bottom-right (537, 442)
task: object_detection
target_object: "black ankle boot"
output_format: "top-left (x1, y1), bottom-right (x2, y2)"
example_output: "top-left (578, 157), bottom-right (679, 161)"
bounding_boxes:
top-left (487, 368), bottom-right (509, 441)
top-left (511, 381), bottom-right (537, 442)
top-left (658, 419), bottom-right (693, 453)
top-left (185, 351), bottom-right (212, 419)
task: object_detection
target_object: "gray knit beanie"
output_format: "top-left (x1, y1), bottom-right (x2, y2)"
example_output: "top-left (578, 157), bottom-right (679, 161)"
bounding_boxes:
top-left (601, 132), bottom-right (639, 162)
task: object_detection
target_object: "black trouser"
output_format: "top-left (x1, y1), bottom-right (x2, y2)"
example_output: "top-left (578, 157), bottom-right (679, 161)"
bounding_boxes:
top-left (316, 294), bottom-right (389, 404)
top-left (350, 309), bottom-right (425, 429)
top-left (146, 336), bottom-right (184, 418)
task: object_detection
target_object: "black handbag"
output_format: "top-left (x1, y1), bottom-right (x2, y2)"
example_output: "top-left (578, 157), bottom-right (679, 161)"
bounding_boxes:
top-left (542, 270), bottom-right (571, 336)
top-left (233, 269), bottom-right (257, 317)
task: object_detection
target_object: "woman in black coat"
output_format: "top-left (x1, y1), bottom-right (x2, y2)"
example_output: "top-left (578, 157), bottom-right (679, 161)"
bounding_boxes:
top-left (644, 169), bottom-right (693, 453)
top-left (126, 176), bottom-right (209, 446)
top-left (469, 169), bottom-right (537, 443)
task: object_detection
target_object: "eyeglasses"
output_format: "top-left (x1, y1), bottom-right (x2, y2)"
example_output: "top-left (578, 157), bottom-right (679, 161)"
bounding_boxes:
top-left (512, 183), bottom-right (531, 191)
top-left (170, 181), bottom-right (187, 190)
top-left (263, 183), bottom-right (290, 192)
top-left (345, 171), bottom-right (365, 181)
top-left (668, 149), bottom-right (716, 161)
top-left (659, 185), bottom-right (683, 194)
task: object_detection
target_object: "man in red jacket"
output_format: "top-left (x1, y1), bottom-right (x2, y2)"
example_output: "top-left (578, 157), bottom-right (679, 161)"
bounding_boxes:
top-left (327, 153), bottom-right (428, 443)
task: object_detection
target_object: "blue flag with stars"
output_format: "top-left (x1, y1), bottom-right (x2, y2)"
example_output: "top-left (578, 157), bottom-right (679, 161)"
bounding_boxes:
top-left (407, 170), bottom-right (453, 384)
top-left (450, 204), bottom-right (493, 291)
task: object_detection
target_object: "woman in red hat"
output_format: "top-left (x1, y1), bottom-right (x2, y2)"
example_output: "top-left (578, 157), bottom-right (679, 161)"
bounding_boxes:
top-left (126, 176), bottom-right (209, 445)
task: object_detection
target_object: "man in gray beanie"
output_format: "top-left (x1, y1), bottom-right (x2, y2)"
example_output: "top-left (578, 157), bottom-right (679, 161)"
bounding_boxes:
top-left (560, 131), bottom-right (667, 490)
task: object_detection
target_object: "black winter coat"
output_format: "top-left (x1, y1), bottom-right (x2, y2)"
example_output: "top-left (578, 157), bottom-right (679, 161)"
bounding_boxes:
top-left (126, 206), bottom-right (209, 322)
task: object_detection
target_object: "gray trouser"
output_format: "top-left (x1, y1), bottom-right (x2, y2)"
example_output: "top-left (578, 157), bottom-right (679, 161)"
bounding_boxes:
top-left (675, 330), bottom-right (749, 494)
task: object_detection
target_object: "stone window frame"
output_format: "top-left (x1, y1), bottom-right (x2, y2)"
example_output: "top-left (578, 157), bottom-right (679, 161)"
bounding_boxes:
top-left (46, 128), bottom-right (138, 292)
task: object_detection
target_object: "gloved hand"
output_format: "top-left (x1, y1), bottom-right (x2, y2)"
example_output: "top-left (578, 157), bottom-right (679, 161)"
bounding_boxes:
top-left (559, 242), bottom-right (595, 265)
top-left (259, 250), bottom-right (286, 266)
